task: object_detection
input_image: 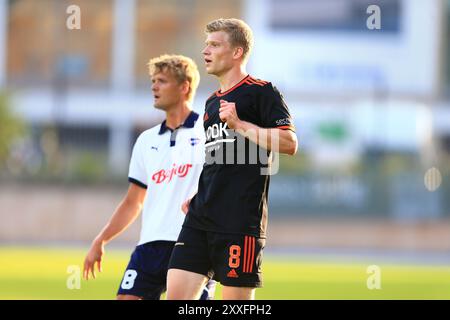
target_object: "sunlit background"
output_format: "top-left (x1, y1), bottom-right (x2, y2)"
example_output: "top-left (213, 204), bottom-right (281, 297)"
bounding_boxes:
top-left (0, 0), bottom-right (449, 299)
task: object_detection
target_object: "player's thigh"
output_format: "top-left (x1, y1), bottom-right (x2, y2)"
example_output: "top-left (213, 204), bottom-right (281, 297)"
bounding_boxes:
top-left (166, 268), bottom-right (209, 300)
top-left (221, 286), bottom-right (255, 300)
top-left (167, 226), bottom-right (214, 299)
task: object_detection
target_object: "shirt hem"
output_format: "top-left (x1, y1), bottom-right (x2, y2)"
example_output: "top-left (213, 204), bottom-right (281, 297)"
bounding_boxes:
top-left (182, 223), bottom-right (266, 239)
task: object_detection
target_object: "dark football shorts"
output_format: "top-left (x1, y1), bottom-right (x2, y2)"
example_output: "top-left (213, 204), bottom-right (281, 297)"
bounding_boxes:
top-left (117, 240), bottom-right (215, 299)
top-left (168, 226), bottom-right (265, 288)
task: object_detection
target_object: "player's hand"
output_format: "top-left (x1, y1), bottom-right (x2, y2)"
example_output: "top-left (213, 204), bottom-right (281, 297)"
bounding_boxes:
top-left (83, 239), bottom-right (104, 280)
top-left (181, 198), bottom-right (191, 215)
top-left (219, 100), bottom-right (241, 129)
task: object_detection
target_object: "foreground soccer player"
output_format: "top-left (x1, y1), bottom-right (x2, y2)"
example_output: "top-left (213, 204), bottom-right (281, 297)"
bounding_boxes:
top-left (167, 18), bottom-right (298, 300)
top-left (83, 54), bottom-right (215, 300)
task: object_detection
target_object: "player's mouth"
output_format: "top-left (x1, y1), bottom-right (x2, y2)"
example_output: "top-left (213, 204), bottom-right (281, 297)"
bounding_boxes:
top-left (154, 95), bottom-right (160, 100)
top-left (205, 58), bottom-right (212, 64)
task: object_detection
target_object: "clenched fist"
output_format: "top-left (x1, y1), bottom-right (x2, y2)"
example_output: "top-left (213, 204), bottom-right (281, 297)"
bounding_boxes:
top-left (219, 100), bottom-right (241, 129)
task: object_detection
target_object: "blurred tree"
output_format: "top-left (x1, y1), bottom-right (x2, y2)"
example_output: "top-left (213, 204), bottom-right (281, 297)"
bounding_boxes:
top-left (0, 92), bottom-right (25, 167)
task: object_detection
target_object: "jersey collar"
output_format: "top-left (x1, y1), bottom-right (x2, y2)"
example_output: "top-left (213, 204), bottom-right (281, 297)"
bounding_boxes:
top-left (215, 74), bottom-right (250, 97)
top-left (158, 111), bottom-right (199, 135)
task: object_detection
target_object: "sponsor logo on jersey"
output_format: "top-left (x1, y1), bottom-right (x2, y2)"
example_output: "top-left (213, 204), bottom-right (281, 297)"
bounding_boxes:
top-left (206, 122), bottom-right (229, 141)
top-left (151, 146), bottom-right (159, 151)
top-left (151, 164), bottom-right (193, 184)
top-left (205, 123), bottom-right (235, 148)
top-left (275, 118), bottom-right (291, 126)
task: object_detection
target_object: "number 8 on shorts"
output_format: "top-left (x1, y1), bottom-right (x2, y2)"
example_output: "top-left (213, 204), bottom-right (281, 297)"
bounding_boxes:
top-left (121, 270), bottom-right (138, 290)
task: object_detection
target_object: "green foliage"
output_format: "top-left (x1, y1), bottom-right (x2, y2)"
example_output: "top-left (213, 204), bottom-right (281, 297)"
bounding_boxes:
top-left (70, 151), bottom-right (107, 183)
top-left (0, 93), bottom-right (26, 166)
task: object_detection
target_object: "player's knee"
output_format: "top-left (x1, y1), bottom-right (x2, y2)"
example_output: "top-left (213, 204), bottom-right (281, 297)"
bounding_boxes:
top-left (222, 286), bottom-right (255, 300)
top-left (116, 294), bottom-right (141, 300)
top-left (166, 268), bottom-right (206, 300)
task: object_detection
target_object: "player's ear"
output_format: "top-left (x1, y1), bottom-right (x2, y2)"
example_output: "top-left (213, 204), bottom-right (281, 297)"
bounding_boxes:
top-left (233, 47), bottom-right (244, 60)
top-left (180, 80), bottom-right (190, 96)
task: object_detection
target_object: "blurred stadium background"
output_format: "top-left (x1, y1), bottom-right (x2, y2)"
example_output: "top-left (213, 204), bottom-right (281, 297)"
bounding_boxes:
top-left (0, 0), bottom-right (449, 299)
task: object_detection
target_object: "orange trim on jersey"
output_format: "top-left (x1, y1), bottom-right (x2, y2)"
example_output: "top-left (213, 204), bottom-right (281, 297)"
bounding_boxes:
top-left (249, 77), bottom-right (268, 86)
top-left (207, 92), bottom-right (216, 100)
top-left (215, 75), bottom-right (250, 97)
top-left (246, 78), bottom-right (265, 87)
top-left (253, 77), bottom-right (268, 85)
top-left (277, 125), bottom-right (293, 130)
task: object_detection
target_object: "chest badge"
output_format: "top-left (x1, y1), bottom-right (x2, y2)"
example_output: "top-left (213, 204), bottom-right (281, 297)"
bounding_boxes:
top-left (190, 138), bottom-right (200, 146)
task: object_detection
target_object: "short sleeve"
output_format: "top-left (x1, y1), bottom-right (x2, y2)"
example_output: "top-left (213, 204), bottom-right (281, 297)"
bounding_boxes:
top-left (258, 84), bottom-right (295, 132)
top-left (128, 135), bottom-right (148, 189)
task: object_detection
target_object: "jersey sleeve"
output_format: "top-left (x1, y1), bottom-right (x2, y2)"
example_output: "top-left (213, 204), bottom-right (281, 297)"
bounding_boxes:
top-left (128, 134), bottom-right (148, 189)
top-left (258, 84), bottom-right (296, 132)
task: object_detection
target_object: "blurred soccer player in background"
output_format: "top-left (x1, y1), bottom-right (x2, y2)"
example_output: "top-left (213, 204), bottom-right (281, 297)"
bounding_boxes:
top-left (167, 18), bottom-right (298, 300)
top-left (83, 54), bottom-right (215, 300)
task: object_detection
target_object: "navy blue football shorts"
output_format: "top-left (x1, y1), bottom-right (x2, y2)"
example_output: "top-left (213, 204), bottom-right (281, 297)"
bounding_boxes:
top-left (117, 240), bottom-right (215, 299)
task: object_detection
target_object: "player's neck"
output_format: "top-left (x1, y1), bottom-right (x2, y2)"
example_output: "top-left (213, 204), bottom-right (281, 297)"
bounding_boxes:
top-left (218, 66), bottom-right (248, 93)
top-left (165, 102), bottom-right (192, 130)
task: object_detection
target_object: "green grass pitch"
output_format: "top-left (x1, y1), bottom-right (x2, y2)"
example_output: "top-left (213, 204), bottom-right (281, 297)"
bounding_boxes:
top-left (1, 246), bottom-right (449, 299)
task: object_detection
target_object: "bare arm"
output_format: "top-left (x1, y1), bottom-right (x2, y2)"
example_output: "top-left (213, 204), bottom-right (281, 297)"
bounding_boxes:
top-left (219, 100), bottom-right (298, 155)
top-left (83, 183), bottom-right (147, 280)
top-left (92, 183), bottom-right (146, 244)
top-left (182, 189), bottom-right (198, 215)
top-left (234, 120), bottom-right (298, 155)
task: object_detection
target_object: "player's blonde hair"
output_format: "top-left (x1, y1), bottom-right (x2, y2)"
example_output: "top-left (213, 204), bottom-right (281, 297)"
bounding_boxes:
top-left (147, 54), bottom-right (200, 102)
top-left (205, 18), bottom-right (254, 61)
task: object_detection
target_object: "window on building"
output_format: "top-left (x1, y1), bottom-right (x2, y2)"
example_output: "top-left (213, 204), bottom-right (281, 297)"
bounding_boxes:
top-left (7, 0), bottom-right (113, 88)
top-left (270, 0), bottom-right (401, 33)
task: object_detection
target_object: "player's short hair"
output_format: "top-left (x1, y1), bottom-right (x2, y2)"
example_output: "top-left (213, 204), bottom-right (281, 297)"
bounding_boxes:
top-left (147, 54), bottom-right (200, 102)
top-left (205, 18), bottom-right (254, 61)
